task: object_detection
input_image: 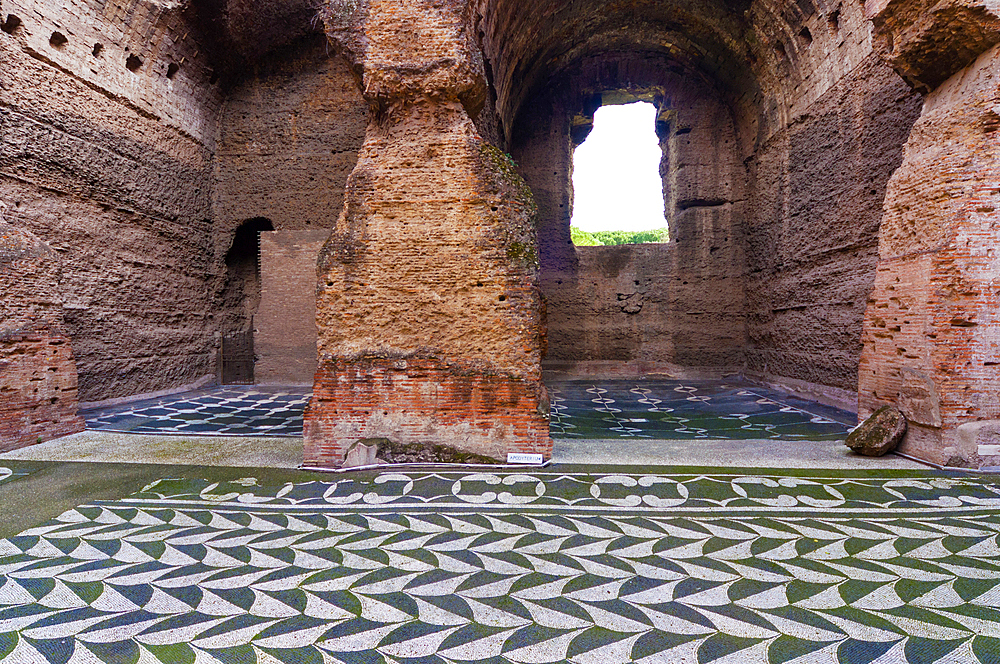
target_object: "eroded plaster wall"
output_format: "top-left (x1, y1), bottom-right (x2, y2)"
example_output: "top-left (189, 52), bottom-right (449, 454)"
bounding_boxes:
top-left (213, 37), bottom-right (367, 235)
top-left (513, 59), bottom-right (746, 373)
top-left (744, 56), bottom-right (922, 392)
top-left (488, 0), bottom-right (920, 397)
top-left (212, 36), bottom-right (367, 372)
top-left (1, 0), bottom-right (223, 402)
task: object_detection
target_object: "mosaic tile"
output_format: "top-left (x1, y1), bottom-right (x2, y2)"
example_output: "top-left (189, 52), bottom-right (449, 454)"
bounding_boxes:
top-left (0, 469), bottom-right (18, 487)
top-left (83, 381), bottom-right (856, 441)
top-left (83, 387), bottom-right (312, 437)
top-left (1, 470), bottom-right (999, 663)
top-left (548, 380), bottom-right (855, 441)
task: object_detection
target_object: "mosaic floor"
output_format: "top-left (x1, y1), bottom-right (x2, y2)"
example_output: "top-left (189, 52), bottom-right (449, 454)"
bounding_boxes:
top-left (1, 466), bottom-right (1000, 663)
top-left (83, 387), bottom-right (309, 437)
top-left (84, 380), bottom-right (856, 441)
top-left (0, 468), bottom-right (21, 488)
top-left (547, 380), bottom-right (854, 440)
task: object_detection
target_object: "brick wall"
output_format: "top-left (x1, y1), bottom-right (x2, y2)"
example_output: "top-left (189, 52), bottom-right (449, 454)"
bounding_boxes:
top-left (256, 230), bottom-right (328, 385)
top-left (1, 0), bottom-right (222, 401)
top-left (213, 36), bottom-right (367, 235)
top-left (0, 219), bottom-right (84, 450)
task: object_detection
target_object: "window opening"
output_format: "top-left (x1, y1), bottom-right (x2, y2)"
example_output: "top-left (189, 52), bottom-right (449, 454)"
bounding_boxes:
top-left (570, 101), bottom-right (668, 245)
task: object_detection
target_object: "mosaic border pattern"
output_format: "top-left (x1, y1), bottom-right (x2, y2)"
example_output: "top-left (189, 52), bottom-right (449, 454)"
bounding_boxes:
top-left (2, 471), bottom-right (1000, 663)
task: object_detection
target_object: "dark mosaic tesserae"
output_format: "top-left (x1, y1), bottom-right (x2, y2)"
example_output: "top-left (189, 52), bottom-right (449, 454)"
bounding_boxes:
top-left (1, 465), bottom-right (1000, 663)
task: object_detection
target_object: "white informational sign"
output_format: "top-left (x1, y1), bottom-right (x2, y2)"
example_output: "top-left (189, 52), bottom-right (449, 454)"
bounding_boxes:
top-left (507, 453), bottom-right (544, 465)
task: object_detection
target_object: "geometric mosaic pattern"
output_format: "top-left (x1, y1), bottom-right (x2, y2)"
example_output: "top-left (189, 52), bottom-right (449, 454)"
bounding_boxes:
top-left (548, 380), bottom-right (855, 440)
top-left (82, 380), bottom-right (856, 441)
top-left (2, 470), bottom-right (999, 663)
top-left (82, 386), bottom-right (310, 437)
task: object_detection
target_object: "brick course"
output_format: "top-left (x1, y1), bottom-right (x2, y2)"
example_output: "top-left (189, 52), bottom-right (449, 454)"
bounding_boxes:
top-left (0, 219), bottom-right (84, 450)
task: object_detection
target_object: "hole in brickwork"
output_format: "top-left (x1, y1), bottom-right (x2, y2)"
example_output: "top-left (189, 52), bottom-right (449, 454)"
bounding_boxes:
top-left (798, 27), bottom-right (813, 45)
top-left (1, 14), bottom-right (22, 34)
top-left (92, 42), bottom-right (103, 56)
top-left (981, 111), bottom-right (1000, 133)
top-left (828, 10), bottom-right (840, 33)
top-left (209, 70), bottom-right (219, 84)
top-left (49, 31), bottom-right (68, 48)
top-left (774, 41), bottom-right (787, 60)
top-left (125, 54), bottom-right (143, 72)
top-left (166, 62), bottom-right (179, 79)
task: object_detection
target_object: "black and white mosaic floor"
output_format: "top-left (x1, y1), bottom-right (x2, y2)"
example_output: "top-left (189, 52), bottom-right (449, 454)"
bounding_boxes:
top-left (83, 380), bottom-right (856, 441)
top-left (83, 387), bottom-right (309, 437)
top-left (1, 468), bottom-right (999, 663)
top-left (547, 380), bottom-right (854, 440)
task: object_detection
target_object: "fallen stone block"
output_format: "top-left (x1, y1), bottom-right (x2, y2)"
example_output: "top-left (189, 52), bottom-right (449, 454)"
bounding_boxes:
top-left (846, 405), bottom-right (907, 457)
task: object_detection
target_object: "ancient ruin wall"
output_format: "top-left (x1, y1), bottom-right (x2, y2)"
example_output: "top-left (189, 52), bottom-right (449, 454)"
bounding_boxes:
top-left (1, 0), bottom-right (223, 402)
top-left (744, 57), bottom-right (922, 392)
top-left (741, 2), bottom-right (922, 394)
top-left (0, 218), bottom-right (84, 450)
top-left (860, 0), bottom-right (1000, 467)
top-left (477, 0), bottom-right (920, 396)
top-left (514, 61), bottom-right (747, 373)
top-left (213, 37), bottom-right (367, 235)
top-left (256, 230), bottom-right (329, 385)
top-left (212, 36), bottom-right (367, 345)
top-left (305, 0), bottom-right (551, 466)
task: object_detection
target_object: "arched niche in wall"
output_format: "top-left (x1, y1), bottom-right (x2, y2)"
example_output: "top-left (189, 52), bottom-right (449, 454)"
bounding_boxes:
top-left (219, 217), bottom-right (273, 384)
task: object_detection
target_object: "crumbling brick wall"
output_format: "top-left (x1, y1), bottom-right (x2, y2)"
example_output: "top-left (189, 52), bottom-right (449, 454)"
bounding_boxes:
top-left (1, 0), bottom-right (223, 402)
top-left (0, 213), bottom-right (84, 450)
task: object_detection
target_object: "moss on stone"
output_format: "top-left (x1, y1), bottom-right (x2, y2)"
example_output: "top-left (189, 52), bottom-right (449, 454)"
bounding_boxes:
top-left (366, 437), bottom-right (501, 465)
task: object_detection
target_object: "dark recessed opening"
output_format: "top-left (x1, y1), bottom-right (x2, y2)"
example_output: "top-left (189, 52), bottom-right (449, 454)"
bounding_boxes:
top-left (828, 9), bottom-right (840, 33)
top-left (774, 41), bottom-right (787, 60)
top-left (799, 27), bottom-right (813, 45)
top-left (209, 70), bottom-right (219, 84)
top-left (92, 42), bottom-right (103, 57)
top-left (166, 62), bottom-right (179, 79)
top-left (49, 31), bottom-right (68, 48)
top-left (1, 14), bottom-right (22, 34)
top-left (125, 54), bottom-right (142, 72)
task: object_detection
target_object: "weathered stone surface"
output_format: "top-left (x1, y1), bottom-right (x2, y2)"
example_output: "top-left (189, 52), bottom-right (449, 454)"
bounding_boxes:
top-left (846, 405), bottom-right (907, 456)
top-left (255, 231), bottom-right (330, 385)
top-left (2, 0), bottom-right (995, 470)
top-left (304, 0), bottom-right (550, 467)
top-left (867, 0), bottom-right (1000, 92)
top-left (0, 213), bottom-right (84, 450)
top-left (860, 24), bottom-right (1000, 466)
top-left (2, 0), bottom-right (222, 402)
top-left (349, 437), bottom-right (501, 465)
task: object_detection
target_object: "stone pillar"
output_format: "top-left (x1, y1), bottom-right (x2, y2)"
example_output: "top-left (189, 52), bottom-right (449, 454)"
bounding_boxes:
top-left (304, 0), bottom-right (551, 466)
top-left (859, 0), bottom-right (1000, 467)
top-left (1, 212), bottom-right (85, 450)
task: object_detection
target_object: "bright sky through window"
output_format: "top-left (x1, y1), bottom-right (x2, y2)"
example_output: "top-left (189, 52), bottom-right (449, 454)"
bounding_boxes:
top-left (571, 101), bottom-right (666, 233)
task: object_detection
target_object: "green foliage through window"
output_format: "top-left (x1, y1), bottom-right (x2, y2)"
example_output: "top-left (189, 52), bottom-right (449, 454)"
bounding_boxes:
top-left (570, 226), bottom-right (669, 246)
